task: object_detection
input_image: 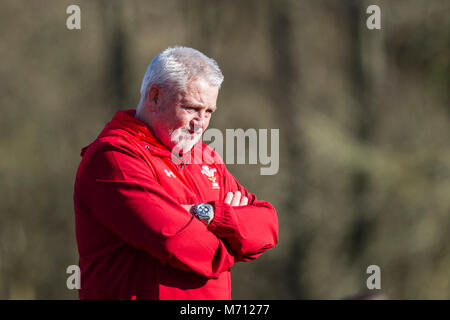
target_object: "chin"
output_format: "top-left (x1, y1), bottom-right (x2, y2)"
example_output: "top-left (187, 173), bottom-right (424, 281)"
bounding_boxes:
top-left (170, 129), bottom-right (202, 154)
top-left (180, 135), bottom-right (202, 153)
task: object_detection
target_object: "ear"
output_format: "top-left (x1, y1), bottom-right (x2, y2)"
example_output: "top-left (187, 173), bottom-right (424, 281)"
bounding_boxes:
top-left (146, 85), bottom-right (162, 112)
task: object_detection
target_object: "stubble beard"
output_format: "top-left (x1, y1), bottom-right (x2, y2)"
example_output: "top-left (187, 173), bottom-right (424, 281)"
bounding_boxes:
top-left (170, 127), bottom-right (203, 155)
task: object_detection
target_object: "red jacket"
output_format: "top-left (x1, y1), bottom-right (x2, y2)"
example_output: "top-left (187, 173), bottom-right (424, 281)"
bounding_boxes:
top-left (73, 109), bottom-right (279, 300)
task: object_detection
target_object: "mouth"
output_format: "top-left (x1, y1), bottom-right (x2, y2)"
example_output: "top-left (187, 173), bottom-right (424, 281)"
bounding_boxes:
top-left (170, 127), bottom-right (203, 153)
top-left (188, 128), bottom-right (202, 135)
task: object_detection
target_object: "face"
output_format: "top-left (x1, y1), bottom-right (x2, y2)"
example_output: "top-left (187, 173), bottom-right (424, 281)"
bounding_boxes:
top-left (148, 78), bottom-right (219, 154)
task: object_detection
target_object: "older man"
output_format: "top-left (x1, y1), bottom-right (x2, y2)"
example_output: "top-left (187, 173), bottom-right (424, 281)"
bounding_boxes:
top-left (73, 46), bottom-right (278, 300)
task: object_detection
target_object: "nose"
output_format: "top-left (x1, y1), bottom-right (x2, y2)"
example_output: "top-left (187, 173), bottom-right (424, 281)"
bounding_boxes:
top-left (191, 110), bottom-right (207, 129)
top-left (190, 118), bottom-right (202, 133)
top-left (193, 109), bottom-right (206, 120)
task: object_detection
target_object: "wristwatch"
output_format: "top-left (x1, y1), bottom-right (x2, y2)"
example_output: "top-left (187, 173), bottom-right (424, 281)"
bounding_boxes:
top-left (191, 203), bottom-right (214, 224)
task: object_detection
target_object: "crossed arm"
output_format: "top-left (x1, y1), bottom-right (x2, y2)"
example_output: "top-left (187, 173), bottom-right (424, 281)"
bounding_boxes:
top-left (181, 191), bottom-right (248, 222)
top-left (79, 142), bottom-right (278, 278)
top-left (183, 165), bottom-right (279, 263)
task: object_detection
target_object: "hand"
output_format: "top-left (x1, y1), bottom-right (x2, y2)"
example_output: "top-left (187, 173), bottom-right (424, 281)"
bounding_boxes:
top-left (224, 191), bottom-right (248, 206)
top-left (181, 204), bottom-right (194, 212)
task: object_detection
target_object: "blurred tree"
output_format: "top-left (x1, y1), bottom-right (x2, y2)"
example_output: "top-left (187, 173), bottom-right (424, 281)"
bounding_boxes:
top-left (268, 0), bottom-right (308, 299)
top-left (0, 0), bottom-right (448, 300)
top-left (101, 0), bottom-right (130, 110)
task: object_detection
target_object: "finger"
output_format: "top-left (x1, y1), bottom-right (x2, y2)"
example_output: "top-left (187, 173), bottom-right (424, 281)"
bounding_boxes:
top-left (240, 196), bottom-right (248, 206)
top-left (231, 191), bottom-right (241, 206)
top-left (181, 204), bottom-right (193, 213)
top-left (224, 192), bottom-right (234, 204)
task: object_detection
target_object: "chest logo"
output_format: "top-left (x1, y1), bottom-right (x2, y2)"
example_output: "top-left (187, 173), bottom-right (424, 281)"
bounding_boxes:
top-left (164, 169), bottom-right (176, 178)
top-left (201, 165), bottom-right (220, 189)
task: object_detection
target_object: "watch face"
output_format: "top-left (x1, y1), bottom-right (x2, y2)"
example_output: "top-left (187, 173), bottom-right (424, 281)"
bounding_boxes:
top-left (195, 203), bottom-right (212, 221)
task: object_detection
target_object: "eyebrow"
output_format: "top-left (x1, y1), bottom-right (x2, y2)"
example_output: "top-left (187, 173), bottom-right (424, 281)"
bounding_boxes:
top-left (183, 102), bottom-right (216, 111)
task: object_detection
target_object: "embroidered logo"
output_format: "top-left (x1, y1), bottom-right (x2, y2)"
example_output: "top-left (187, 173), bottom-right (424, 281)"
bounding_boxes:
top-left (201, 165), bottom-right (220, 189)
top-left (164, 169), bottom-right (176, 178)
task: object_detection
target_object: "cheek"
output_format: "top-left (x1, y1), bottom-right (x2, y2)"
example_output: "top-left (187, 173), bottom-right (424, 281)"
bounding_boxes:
top-left (162, 109), bottom-right (185, 129)
top-left (172, 108), bottom-right (189, 122)
top-left (203, 117), bottom-right (211, 129)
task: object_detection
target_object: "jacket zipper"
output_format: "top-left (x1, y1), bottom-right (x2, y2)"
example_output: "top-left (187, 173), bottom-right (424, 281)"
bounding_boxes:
top-left (175, 162), bottom-right (184, 172)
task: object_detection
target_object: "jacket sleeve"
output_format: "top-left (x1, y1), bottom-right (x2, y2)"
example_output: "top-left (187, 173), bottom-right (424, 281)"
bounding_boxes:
top-left (77, 142), bottom-right (235, 279)
top-left (207, 165), bottom-right (279, 262)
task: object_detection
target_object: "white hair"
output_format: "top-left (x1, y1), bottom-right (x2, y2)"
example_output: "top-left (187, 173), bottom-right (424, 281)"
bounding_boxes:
top-left (137, 46), bottom-right (224, 113)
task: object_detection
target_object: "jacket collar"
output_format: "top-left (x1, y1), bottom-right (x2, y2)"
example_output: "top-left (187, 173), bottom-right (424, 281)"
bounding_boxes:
top-left (92, 109), bottom-right (216, 165)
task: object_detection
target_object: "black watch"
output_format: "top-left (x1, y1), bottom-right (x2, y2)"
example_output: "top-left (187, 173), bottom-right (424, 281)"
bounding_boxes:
top-left (191, 203), bottom-right (214, 224)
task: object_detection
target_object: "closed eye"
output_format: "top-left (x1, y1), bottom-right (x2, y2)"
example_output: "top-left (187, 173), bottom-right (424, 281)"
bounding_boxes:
top-left (182, 105), bottom-right (215, 115)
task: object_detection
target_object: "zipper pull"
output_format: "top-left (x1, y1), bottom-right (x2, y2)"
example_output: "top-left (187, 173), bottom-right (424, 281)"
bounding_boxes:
top-left (174, 162), bottom-right (183, 172)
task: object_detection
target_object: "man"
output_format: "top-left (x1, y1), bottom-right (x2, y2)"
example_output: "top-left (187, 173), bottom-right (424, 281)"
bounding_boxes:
top-left (73, 46), bottom-right (279, 300)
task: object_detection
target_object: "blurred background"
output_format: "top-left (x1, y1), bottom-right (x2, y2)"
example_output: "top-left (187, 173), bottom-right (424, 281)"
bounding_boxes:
top-left (0, 0), bottom-right (449, 299)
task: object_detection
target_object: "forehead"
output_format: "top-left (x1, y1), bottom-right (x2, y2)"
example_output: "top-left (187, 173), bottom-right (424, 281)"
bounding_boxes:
top-left (179, 79), bottom-right (219, 107)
